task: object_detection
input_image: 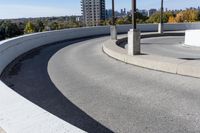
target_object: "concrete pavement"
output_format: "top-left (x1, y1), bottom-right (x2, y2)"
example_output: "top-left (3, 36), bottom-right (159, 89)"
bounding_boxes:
top-left (2, 35), bottom-right (200, 132)
top-left (104, 35), bottom-right (200, 78)
top-left (0, 38), bottom-right (112, 133)
top-left (48, 36), bottom-right (200, 132)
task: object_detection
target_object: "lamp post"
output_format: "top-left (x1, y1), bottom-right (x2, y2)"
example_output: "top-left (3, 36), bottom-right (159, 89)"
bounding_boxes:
top-left (128, 0), bottom-right (141, 55)
top-left (132, 0), bottom-right (136, 29)
top-left (112, 0), bottom-right (115, 25)
top-left (159, 0), bottom-right (164, 34)
top-left (110, 0), bottom-right (117, 40)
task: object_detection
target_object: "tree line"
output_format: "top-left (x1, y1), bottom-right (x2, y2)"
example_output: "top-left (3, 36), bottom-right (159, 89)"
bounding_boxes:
top-left (110, 9), bottom-right (200, 25)
top-left (0, 16), bottom-right (83, 41)
top-left (0, 9), bottom-right (200, 41)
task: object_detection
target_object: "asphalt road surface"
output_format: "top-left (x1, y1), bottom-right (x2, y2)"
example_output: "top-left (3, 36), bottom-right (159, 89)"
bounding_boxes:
top-left (2, 35), bottom-right (200, 133)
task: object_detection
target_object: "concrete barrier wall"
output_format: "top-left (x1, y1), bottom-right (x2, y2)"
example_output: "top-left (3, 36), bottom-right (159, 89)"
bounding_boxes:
top-left (1, 23), bottom-right (200, 74)
top-left (117, 24), bottom-right (158, 33)
top-left (117, 22), bottom-right (200, 33)
top-left (164, 23), bottom-right (200, 31)
top-left (0, 26), bottom-right (109, 74)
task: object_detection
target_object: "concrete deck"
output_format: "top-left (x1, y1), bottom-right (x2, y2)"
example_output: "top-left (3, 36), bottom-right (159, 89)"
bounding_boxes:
top-left (0, 81), bottom-right (85, 133)
top-left (2, 35), bottom-right (200, 132)
top-left (103, 34), bottom-right (200, 78)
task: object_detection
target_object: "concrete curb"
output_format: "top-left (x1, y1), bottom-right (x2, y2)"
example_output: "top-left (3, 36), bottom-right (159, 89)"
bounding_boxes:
top-left (103, 33), bottom-right (200, 78)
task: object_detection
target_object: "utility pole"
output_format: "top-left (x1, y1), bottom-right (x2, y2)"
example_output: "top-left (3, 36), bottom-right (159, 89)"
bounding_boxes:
top-left (159, 0), bottom-right (164, 34)
top-left (112, 0), bottom-right (115, 25)
top-left (132, 0), bottom-right (136, 29)
top-left (110, 0), bottom-right (117, 40)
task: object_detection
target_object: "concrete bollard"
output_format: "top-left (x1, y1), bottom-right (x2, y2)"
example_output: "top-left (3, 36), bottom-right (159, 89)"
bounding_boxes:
top-left (158, 23), bottom-right (164, 34)
top-left (110, 25), bottom-right (117, 40)
top-left (128, 29), bottom-right (141, 55)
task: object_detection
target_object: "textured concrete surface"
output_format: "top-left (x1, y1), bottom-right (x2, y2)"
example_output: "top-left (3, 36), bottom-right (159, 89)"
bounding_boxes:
top-left (48, 36), bottom-right (200, 133)
top-left (128, 29), bottom-right (141, 55)
top-left (141, 36), bottom-right (200, 59)
top-left (0, 38), bottom-right (112, 133)
top-left (2, 35), bottom-right (200, 133)
top-left (105, 35), bottom-right (200, 78)
top-left (0, 81), bottom-right (85, 133)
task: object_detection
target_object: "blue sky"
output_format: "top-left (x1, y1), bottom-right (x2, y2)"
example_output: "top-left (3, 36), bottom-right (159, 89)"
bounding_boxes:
top-left (0, 0), bottom-right (199, 19)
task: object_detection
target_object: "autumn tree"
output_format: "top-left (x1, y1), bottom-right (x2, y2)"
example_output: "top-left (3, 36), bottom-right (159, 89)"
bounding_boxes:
top-left (175, 12), bottom-right (184, 22)
top-left (24, 22), bottom-right (36, 34)
top-left (175, 9), bottom-right (199, 22)
top-left (168, 16), bottom-right (176, 23)
top-left (147, 11), bottom-right (174, 23)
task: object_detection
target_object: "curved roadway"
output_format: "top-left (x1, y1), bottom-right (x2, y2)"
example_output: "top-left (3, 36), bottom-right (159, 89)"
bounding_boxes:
top-left (2, 35), bottom-right (200, 133)
top-left (141, 36), bottom-right (200, 59)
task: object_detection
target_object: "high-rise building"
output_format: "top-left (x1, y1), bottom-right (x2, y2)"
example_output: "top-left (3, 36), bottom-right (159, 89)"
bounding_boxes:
top-left (138, 9), bottom-right (148, 16)
top-left (105, 9), bottom-right (113, 19)
top-left (81, 0), bottom-right (105, 26)
top-left (148, 9), bottom-right (157, 17)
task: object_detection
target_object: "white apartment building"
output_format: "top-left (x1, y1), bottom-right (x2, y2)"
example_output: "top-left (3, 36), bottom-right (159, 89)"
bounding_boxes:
top-left (81, 0), bottom-right (105, 26)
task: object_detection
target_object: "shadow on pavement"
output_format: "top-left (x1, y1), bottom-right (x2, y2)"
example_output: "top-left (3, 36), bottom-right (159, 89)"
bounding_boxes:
top-left (0, 38), bottom-right (113, 133)
top-left (179, 58), bottom-right (200, 60)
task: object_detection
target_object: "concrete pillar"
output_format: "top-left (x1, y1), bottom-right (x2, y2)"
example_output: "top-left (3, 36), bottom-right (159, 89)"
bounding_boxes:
top-left (110, 25), bottom-right (117, 40)
top-left (158, 23), bottom-right (164, 34)
top-left (128, 29), bottom-right (141, 55)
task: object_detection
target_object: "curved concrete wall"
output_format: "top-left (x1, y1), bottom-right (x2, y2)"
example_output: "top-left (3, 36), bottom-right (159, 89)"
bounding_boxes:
top-left (1, 23), bottom-right (200, 74)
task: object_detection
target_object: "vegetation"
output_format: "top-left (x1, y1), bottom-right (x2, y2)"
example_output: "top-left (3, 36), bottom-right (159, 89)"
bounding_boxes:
top-left (146, 9), bottom-right (200, 24)
top-left (24, 22), bottom-right (36, 34)
top-left (175, 9), bottom-right (199, 22)
top-left (0, 9), bottom-right (200, 41)
top-left (0, 21), bottom-right (22, 40)
top-left (0, 16), bottom-right (84, 41)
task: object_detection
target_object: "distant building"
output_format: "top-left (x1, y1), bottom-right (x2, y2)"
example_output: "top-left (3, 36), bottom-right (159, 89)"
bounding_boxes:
top-left (148, 9), bottom-right (157, 17)
top-left (138, 9), bottom-right (148, 16)
top-left (81, 0), bottom-right (105, 26)
top-left (105, 9), bottom-right (113, 19)
top-left (75, 16), bottom-right (82, 22)
top-left (124, 8), bottom-right (126, 15)
top-left (120, 8), bottom-right (127, 16)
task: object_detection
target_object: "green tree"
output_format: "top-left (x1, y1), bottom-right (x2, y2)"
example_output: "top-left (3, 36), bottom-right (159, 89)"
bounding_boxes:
top-left (123, 16), bottom-right (132, 24)
top-left (0, 27), bottom-right (5, 40)
top-left (0, 21), bottom-right (21, 38)
top-left (35, 20), bottom-right (44, 32)
top-left (24, 22), bottom-right (36, 34)
top-left (147, 11), bottom-right (174, 23)
top-left (49, 22), bottom-right (59, 30)
top-left (136, 12), bottom-right (148, 23)
top-left (116, 18), bottom-right (125, 25)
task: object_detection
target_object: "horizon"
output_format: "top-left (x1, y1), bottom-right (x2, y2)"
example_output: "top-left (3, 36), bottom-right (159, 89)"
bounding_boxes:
top-left (0, 0), bottom-right (199, 19)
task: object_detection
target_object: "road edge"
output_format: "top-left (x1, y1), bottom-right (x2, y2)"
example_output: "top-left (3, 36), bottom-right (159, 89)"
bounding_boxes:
top-left (102, 34), bottom-right (200, 79)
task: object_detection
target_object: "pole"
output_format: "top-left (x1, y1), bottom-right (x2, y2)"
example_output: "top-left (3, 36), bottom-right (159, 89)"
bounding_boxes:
top-left (132, 0), bottom-right (136, 29)
top-left (159, 0), bottom-right (164, 34)
top-left (112, 0), bottom-right (115, 25)
top-left (110, 0), bottom-right (117, 40)
top-left (160, 0), bottom-right (164, 25)
top-left (128, 0), bottom-right (140, 55)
